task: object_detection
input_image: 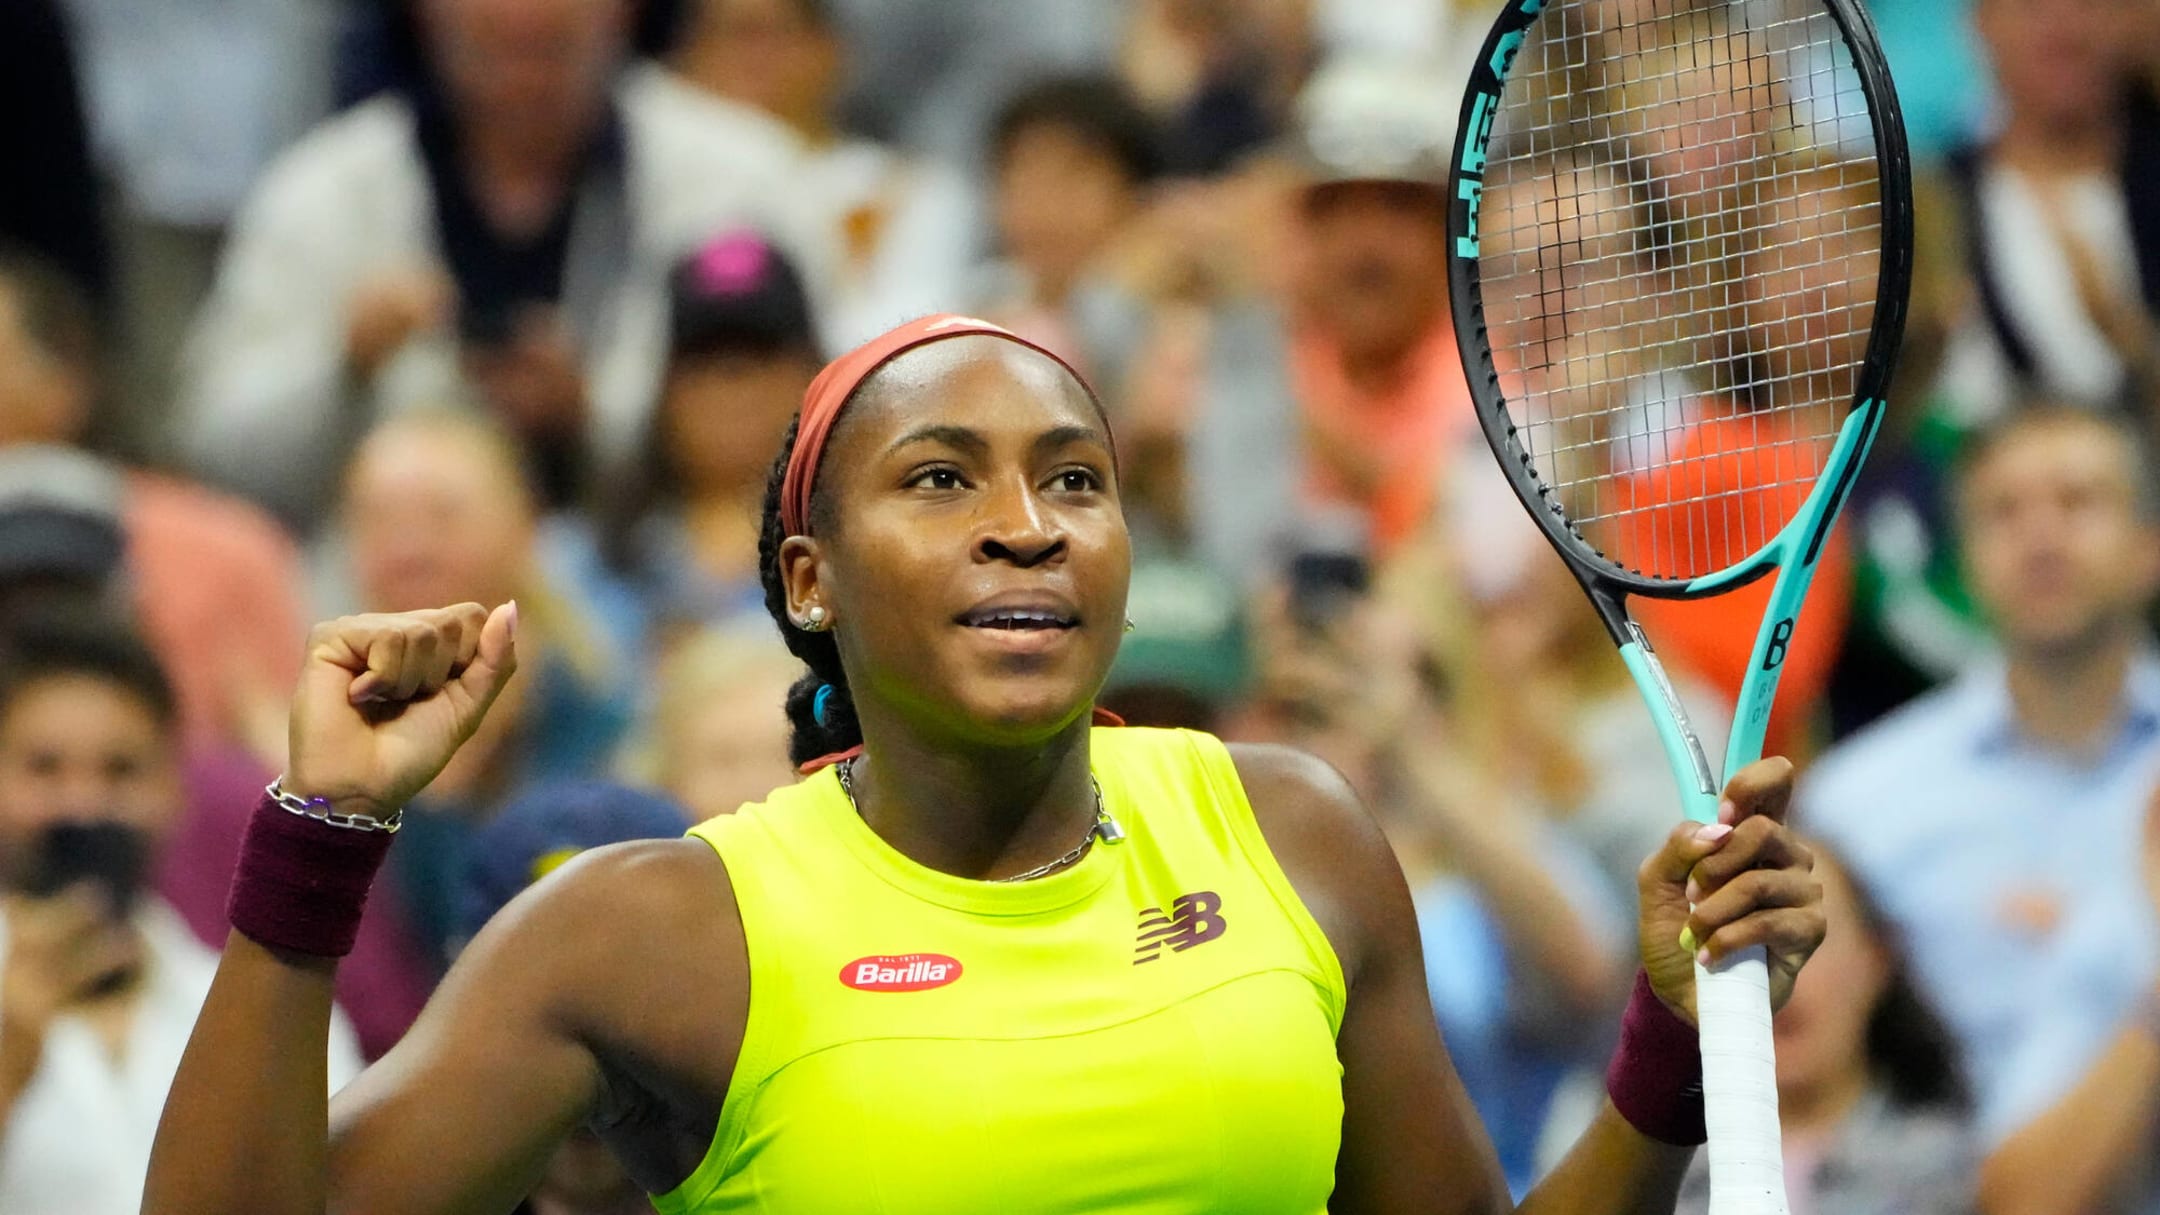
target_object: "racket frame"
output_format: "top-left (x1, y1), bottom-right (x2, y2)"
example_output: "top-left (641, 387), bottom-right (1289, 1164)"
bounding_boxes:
top-left (1446, 0), bottom-right (1913, 803)
top-left (1446, 0), bottom-right (1913, 1209)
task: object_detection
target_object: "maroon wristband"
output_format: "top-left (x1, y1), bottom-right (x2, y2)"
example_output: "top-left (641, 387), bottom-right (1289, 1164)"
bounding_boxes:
top-left (226, 789), bottom-right (395, 958)
top-left (1606, 969), bottom-right (1707, 1145)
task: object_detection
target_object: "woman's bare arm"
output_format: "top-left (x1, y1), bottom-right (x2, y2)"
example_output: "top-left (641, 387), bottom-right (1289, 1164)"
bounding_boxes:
top-left (145, 605), bottom-right (745, 1214)
top-left (145, 833), bottom-right (739, 1215)
top-left (142, 933), bottom-right (343, 1215)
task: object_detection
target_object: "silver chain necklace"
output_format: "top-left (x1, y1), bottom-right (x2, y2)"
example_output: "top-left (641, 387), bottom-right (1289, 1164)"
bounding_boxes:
top-left (836, 758), bottom-right (1125, 883)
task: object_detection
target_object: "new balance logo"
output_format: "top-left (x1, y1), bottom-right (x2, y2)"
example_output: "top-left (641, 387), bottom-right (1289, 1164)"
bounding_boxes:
top-left (1134, 891), bottom-right (1226, 964)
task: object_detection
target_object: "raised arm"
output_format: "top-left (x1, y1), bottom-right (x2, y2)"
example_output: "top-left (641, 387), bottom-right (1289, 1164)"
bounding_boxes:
top-left (141, 603), bottom-right (618, 1215)
top-left (1238, 745), bottom-right (1822, 1215)
top-left (146, 847), bottom-right (675, 1215)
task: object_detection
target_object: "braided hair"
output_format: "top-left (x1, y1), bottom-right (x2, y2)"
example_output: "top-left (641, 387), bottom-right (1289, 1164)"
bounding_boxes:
top-left (758, 415), bottom-right (860, 766)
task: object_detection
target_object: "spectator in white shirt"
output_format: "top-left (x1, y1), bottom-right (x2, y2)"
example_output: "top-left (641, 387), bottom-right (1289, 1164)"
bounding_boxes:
top-left (0, 611), bottom-right (362, 1215)
top-left (1932, 0), bottom-right (2157, 419)
top-left (176, 0), bottom-right (821, 529)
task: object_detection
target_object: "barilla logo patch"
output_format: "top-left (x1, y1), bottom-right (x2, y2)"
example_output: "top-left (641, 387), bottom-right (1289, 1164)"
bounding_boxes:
top-left (840, 953), bottom-right (964, 992)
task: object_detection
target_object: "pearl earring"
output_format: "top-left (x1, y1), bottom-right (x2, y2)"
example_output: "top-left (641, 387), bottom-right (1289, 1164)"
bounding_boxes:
top-left (803, 605), bottom-right (829, 631)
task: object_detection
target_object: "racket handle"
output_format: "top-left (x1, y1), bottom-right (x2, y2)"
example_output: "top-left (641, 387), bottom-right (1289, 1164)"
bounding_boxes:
top-left (1696, 946), bottom-right (1790, 1215)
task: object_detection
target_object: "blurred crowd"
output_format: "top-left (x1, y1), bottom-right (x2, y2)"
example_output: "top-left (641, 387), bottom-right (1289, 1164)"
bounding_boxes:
top-left (0, 0), bottom-right (2156, 1212)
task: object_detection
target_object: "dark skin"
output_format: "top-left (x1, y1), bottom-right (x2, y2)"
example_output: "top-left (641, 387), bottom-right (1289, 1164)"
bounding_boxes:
top-left (143, 339), bottom-right (1823, 1215)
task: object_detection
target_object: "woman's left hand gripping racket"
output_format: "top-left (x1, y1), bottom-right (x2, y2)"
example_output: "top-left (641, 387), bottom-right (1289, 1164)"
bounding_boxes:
top-left (1445, 0), bottom-right (1911, 1209)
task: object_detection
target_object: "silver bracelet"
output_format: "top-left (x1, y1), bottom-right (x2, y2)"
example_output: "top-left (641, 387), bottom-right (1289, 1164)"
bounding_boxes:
top-left (265, 778), bottom-right (404, 834)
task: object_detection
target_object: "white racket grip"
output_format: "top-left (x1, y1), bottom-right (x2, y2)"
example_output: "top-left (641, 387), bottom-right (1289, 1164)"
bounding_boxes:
top-left (1696, 945), bottom-right (1790, 1215)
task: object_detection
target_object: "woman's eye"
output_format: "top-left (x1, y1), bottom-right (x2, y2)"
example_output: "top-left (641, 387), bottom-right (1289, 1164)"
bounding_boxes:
top-left (908, 467), bottom-right (966, 491)
top-left (1052, 468), bottom-right (1103, 492)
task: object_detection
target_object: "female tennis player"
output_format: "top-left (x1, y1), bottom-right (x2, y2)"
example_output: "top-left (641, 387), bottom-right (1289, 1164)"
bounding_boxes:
top-left (143, 316), bottom-right (1823, 1215)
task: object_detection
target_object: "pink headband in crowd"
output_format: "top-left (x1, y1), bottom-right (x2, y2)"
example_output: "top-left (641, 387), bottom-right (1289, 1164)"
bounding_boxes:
top-left (778, 314), bottom-right (1095, 537)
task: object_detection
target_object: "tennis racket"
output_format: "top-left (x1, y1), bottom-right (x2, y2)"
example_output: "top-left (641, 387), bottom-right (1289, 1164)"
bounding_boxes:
top-left (1445, 0), bottom-right (1910, 1208)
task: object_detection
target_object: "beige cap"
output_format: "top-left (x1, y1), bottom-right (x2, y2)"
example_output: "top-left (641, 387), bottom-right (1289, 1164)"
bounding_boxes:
top-left (1291, 57), bottom-right (1461, 188)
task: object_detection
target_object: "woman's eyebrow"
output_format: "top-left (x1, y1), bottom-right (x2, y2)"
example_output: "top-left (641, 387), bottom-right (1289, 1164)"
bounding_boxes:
top-left (885, 423), bottom-right (987, 458)
top-left (1033, 424), bottom-right (1111, 459)
top-left (883, 423), bottom-right (1109, 461)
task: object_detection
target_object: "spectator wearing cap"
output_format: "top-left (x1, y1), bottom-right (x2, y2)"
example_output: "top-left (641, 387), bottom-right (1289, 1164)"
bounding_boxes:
top-left (0, 449), bottom-right (129, 631)
top-left (0, 255), bottom-right (436, 1058)
top-left (593, 231), bottom-right (823, 658)
top-left (454, 782), bottom-right (689, 1215)
top-left (1095, 555), bottom-right (1250, 733)
top-left (174, 0), bottom-right (827, 530)
top-left (1277, 58), bottom-right (1479, 558)
top-left (0, 460), bottom-right (433, 1063)
top-left (455, 782), bottom-right (691, 953)
top-left (1085, 57), bottom-right (1482, 589)
top-left (673, 0), bottom-right (980, 348)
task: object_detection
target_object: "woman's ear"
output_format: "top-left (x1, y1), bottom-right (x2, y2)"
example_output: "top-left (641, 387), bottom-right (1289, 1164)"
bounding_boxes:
top-left (778, 534), bottom-right (829, 629)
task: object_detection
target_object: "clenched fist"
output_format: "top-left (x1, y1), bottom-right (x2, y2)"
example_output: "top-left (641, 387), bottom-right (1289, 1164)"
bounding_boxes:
top-left (284, 603), bottom-right (519, 822)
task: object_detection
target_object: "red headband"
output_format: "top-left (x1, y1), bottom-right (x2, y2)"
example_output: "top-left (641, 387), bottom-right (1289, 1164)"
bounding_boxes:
top-left (780, 314), bottom-right (1094, 536)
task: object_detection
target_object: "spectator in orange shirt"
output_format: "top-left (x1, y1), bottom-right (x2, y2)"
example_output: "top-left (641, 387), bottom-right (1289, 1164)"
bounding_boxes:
top-left (1080, 58), bottom-right (1483, 585)
top-left (1284, 59), bottom-right (1481, 555)
top-left (1618, 158), bottom-right (1878, 755)
top-left (1616, 405), bottom-right (1853, 755)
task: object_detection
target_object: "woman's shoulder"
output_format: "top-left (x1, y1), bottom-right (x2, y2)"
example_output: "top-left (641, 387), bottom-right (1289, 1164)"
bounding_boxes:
top-left (1222, 742), bottom-right (1410, 991)
top-left (520, 835), bottom-right (736, 921)
top-left (486, 838), bottom-right (746, 1003)
top-left (1222, 742), bottom-right (1364, 823)
top-left (440, 837), bottom-right (751, 1148)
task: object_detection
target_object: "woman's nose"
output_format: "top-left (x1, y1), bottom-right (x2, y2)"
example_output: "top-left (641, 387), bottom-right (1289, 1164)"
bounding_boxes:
top-left (974, 479), bottom-right (1065, 567)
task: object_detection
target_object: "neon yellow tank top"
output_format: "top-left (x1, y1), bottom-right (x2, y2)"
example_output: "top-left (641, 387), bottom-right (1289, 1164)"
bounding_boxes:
top-left (655, 727), bottom-right (1347, 1215)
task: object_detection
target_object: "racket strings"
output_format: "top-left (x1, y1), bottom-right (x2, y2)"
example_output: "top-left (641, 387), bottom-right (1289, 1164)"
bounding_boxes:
top-left (1475, 0), bottom-right (1881, 580)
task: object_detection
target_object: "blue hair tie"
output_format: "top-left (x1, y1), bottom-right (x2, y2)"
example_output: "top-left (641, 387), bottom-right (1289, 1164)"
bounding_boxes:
top-left (813, 683), bottom-right (836, 727)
